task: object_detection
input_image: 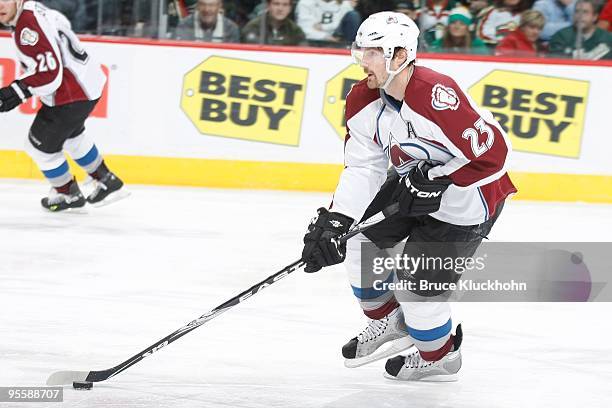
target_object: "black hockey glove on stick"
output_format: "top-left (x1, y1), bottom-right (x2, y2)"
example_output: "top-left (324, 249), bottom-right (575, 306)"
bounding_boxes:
top-left (394, 160), bottom-right (452, 217)
top-left (45, 203), bottom-right (398, 387)
top-left (301, 208), bottom-right (354, 273)
top-left (0, 81), bottom-right (31, 112)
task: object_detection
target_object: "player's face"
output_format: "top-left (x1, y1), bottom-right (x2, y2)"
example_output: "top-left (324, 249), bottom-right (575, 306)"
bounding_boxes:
top-left (352, 46), bottom-right (387, 89)
top-left (198, 0), bottom-right (221, 25)
top-left (268, 0), bottom-right (292, 22)
top-left (0, 0), bottom-right (18, 25)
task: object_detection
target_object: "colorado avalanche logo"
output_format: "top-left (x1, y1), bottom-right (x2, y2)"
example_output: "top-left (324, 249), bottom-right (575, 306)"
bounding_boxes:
top-left (386, 16), bottom-right (399, 24)
top-left (388, 135), bottom-right (430, 175)
top-left (431, 84), bottom-right (460, 111)
top-left (390, 144), bottom-right (415, 170)
top-left (20, 28), bottom-right (39, 47)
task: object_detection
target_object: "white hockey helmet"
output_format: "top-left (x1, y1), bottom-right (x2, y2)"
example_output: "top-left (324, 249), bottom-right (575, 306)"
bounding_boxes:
top-left (352, 12), bottom-right (420, 89)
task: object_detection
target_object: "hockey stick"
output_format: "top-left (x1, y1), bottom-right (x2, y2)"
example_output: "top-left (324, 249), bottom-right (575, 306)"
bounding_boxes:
top-left (46, 203), bottom-right (399, 386)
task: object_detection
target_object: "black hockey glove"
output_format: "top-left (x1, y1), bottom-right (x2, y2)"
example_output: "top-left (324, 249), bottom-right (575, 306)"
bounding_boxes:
top-left (394, 160), bottom-right (452, 217)
top-left (302, 208), bottom-right (354, 273)
top-left (0, 81), bottom-right (31, 113)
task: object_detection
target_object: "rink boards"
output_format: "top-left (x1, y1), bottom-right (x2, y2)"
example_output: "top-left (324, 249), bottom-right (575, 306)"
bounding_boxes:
top-left (0, 34), bottom-right (610, 202)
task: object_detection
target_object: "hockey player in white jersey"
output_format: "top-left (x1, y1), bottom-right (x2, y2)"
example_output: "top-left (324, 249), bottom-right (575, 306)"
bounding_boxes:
top-left (0, 0), bottom-right (126, 211)
top-left (301, 12), bottom-right (516, 381)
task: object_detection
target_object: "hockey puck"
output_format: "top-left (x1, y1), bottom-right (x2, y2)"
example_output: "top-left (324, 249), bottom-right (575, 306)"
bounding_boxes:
top-left (72, 381), bottom-right (93, 390)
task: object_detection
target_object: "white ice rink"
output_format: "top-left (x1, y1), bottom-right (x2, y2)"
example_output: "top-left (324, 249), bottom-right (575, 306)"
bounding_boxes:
top-left (1, 179), bottom-right (612, 407)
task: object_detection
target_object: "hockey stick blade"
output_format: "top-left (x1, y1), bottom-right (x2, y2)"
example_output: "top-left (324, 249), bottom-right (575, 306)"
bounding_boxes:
top-left (46, 371), bottom-right (89, 386)
top-left (46, 204), bottom-right (399, 386)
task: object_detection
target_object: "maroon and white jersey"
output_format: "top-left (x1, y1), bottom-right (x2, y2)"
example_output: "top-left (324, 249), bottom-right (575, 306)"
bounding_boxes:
top-left (333, 65), bottom-right (516, 226)
top-left (12, 1), bottom-right (106, 107)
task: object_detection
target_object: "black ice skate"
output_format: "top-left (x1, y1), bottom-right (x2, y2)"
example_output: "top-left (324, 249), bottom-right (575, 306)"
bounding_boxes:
top-left (41, 180), bottom-right (86, 212)
top-left (86, 164), bottom-right (129, 207)
top-left (384, 324), bottom-right (463, 382)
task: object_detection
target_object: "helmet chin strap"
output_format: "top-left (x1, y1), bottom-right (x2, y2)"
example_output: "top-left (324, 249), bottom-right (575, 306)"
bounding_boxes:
top-left (381, 57), bottom-right (410, 91)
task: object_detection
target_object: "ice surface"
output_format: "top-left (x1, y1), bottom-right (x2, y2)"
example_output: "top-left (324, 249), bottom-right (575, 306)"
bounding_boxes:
top-left (1, 179), bottom-right (611, 407)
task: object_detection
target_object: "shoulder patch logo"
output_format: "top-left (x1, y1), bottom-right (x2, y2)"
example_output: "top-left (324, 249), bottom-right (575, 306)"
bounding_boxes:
top-left (20, 28), bottom-right (39, 46)
top-left (431, 83), bottom-right (460, 111)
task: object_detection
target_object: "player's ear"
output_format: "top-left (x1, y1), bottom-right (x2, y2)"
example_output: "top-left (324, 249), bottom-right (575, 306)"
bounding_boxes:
top-left (393, 48), bottom-right (408, 65)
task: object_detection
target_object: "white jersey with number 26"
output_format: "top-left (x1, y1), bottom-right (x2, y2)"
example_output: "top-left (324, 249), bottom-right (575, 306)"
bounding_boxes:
top-left (12, 1), bottom-right (106, 107)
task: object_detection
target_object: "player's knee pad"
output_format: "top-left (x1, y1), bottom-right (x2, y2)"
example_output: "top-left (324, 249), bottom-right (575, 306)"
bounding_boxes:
top-left (62, 128), bottom-right (92, 158)
top-left (24, 137), bottom-right (65, 169)
top-left (29, 104), bottom-right (87, 154)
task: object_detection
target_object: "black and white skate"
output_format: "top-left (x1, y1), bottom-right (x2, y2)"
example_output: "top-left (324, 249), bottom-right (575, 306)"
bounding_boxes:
top-left (41, 181), bottom-right (86, 212)
top-left (384, 324), bottom-right (463, 381)
top-left (86, 172), bottom-right (129, 207)
top-left (342, 307), bottom-right (413, 368)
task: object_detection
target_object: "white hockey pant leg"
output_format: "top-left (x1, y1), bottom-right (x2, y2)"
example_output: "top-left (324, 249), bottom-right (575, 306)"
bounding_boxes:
top-left (400, 301), bottom-right (452, 354)
top-left (63, 130), bottom-right (103, 174)
top-left (25, 136), bottom-right (72, 187)
top-left (345, 233), bottom-right (397, 317)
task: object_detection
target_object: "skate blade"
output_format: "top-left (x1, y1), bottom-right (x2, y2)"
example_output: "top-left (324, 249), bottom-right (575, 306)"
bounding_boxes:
top-left (344, 337), bottom-right (414, 368)
top-left (42, 206), bottom-right (88, 214)
top-left (90, 189), bottom-right (131, 208)
top-left (383, 372), bottom-right (459, 382)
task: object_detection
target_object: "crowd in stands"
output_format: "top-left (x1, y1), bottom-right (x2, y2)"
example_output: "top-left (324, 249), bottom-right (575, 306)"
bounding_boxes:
top-left (3, 0), bottom-right (611, 59)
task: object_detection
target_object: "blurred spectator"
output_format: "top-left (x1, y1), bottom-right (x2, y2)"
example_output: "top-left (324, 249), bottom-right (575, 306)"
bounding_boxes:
top-left (225, 0), bottom-right (262, 27)
top-left (532, 0), bottom-right (575, 41)
top-left (242, 0), bottom-right (306, 45)
top-left (549, 0), bottom-right (611, 59)
top-left (174, 0), bottom-right (240, 42)
top-left (598, 0), bottom-right (612, 31)
top-left (395, 0), bottom-right (419, 23)
top-left (468, 0), bottom-right (491, 17)
top-left (496, 9), bottom-right (545, 55)
top-left (167, 0), bottom-right (198, 30)
top-left (296, 0), bottom-right (353, 42)
top-left (428, 7), bottom-right (489, 52)
top-left (476, 0), bottom-right (529, 45)
top-left (125, 0), bottom-right (197, 38)
top-left (332, 0), bottom-right (396, 44)
top-left (468, 0), bottom-right (492, 35)
top-left (419, 0), bottom-right (459, 44)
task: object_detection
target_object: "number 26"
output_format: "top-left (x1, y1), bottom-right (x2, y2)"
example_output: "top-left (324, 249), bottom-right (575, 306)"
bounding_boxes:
top-left (462, 118), bottom-right (494, 157)
top-left (36, 52), bottom-right (57, 72)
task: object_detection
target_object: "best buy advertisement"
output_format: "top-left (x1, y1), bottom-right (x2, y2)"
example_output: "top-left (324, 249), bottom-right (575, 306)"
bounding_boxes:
top-left (469, 70), bottom-right (589, 159)
top-left (181, 56), bottom-right (308, 146)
